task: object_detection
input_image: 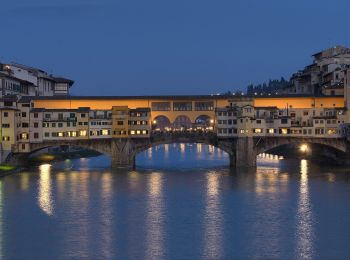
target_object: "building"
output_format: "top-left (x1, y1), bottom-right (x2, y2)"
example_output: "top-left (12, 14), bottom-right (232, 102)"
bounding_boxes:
top-left (0, 63), bottom-right (74, 97)
top-left (281, 46), bottom-right (350, 96)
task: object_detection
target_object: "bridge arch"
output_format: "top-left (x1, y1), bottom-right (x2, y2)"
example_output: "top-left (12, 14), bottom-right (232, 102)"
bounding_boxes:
top-left (255, 137), bottom-right (347, 157)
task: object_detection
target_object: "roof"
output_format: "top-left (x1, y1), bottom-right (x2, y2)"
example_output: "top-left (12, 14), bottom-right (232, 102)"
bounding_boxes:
top-left (30, 94), bottom-right (245, 101)
top-left (31, 107), bottom-right (90, 113)
top-left (0, 72), bottom-right (36, 86)
top-left (10, 63), bottom-right (45, 74)
top-left (51, 77), bottom-right (74, 86)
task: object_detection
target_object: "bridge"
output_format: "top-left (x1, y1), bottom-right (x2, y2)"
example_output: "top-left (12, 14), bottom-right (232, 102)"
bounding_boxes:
top-left (7, 131), bottom-right (350, 168)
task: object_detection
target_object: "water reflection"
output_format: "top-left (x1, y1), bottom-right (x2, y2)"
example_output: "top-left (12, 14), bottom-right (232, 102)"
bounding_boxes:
top-left (295, 160), bottom-right (314, 258)
top-left (203, 172), bottom-right (223, 259)
top-left (146, 172), bottom-right (165, 259)
top-left (38, 164), bottom-right (54, 216)
top-left (64, 172), bottom-right (90, 258)
top-left (99, 173), bottom-right (114, 258)
top-left (0, 181), bottom-right (3, 259)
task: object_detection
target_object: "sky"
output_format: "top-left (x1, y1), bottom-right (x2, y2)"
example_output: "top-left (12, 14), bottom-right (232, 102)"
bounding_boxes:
top-left (1, 0), bottom-right (350, 96)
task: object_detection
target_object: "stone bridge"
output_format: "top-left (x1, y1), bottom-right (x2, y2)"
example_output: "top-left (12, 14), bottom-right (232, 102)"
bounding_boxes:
top-left (8, 132), bottom-right (350, 168)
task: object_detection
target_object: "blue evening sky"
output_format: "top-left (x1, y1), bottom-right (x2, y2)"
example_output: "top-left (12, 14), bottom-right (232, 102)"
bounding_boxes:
top-left (1, 0), bottom-right (350, 96)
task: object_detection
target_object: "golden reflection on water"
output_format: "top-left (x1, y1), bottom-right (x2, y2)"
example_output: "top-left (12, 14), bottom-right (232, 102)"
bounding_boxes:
top-left (20, 173), bottom-right (29, 192)
top-left (252, 167), bottom-right (290, 257)
top-left (100, 173), bottom-right (113, 258)
top-left (38, 164), bottom-right (54, 216)
top-left (146, 172), bottom-right (164, 259)
top-left (295, 160), bottom-right (314, 258)
top-left (203, 172), bottom-right (222, 259)
top-left (255, 167), bottom-right (289, 194)
top-left (65, 171), bottom-right (90, 258)
top-left (164, 144), bottom-right (169, 158)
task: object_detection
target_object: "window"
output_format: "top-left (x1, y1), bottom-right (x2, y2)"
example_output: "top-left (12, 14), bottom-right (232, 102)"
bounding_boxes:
top-left (117, 121), bottom-right (124, 125)
top-left (254, 128), bottom-right (262, 133)
top-left (281, 118), bottom-right (288, 124)
top-left (2, 136), bottom-right (10, 141)
top-left (130, 130), bottom-right (135, 135)
top-left (22, 123), bottom-right (29, 128)
top-left (280, 128), bottom-right (288, 135)
top-left (81, 113), bottom-right (86, 118)
top-left (256, 120), bottom-right (261, 124)
top-left (58, 123), bottom-right (63, 127)
top-left (151, 102), bottom-right (171, 111)
top-left (20, 133), bottom-right (28, 140)
top-left (58, 132), bottom-right (64, 137)
top-left (45, 113), bottom-right (51, 119)
top-left (34, 133), bottom-right (39, 139)
top-left (173, 102), bottom-right (192, 111)
top-left (70, 113), bottom-right (75, 118)
top-left (102, 129), bottom-right (109, 135)
top-left (194, 101), bottom-right (214, 111)
top-left (268, 128), bottom-right (275, 134)
top-left (44, 132), bottom-right (49, 137)
top-left (79, 130), bottom-right (87, 137)
top-left (3, 112), bottom-right (8, 117)
top-left (1, 124), bottom-right (10, 128)
top-left (34, 113), bottom-right (38, 118)
top-left (52, 123), bottom-right (56, 127)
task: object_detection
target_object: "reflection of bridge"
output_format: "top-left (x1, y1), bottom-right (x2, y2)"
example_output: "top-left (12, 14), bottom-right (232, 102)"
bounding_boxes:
top-left (8, 131), bottom-right (350, 168)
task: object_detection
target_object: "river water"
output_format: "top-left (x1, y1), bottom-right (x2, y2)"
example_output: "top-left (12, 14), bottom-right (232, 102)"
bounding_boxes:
top-left (1, 143), bottom-right (350, 259)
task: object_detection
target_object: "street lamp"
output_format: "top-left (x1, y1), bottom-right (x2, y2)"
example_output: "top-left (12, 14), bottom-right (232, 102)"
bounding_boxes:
top-left (299, 144), bottom-right (309, 153)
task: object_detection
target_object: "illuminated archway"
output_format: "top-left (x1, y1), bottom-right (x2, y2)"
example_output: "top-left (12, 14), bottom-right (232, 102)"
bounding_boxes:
top-left (173, 115), bottom-right (192, 130)
top-left (153, 115), bottom-right (171, 131)
top-left (194, 115), bottom-right (213, 130)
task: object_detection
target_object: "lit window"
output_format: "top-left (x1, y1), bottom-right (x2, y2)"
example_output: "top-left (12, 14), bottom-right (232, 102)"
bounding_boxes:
top-left (268, 128), bottom-right (274, 134)
top-left (142, 130), bottom-right (147, 134)
top-left (240, 129), bottom-right (245, 134)
top-left (327, 129), bottom-right (337, 135)
top-left (102, 129), bottom-right (109, 135)
top-left (72, 131), bottom-right (77, 137)
top-left (21, 133), bottom-right (28, 140)
top-left (136, 130), bottom-right (141, 134)
top-left (281, 128), bottom-right (288, 134)
top-left (79, 130), bottom-right (87, 136)
top-left (130, 130), bottom-right (135, 135)
top-left (58, 132), bottom-right (64, 137)
top-left (254, 128), bottom-right (262, 133)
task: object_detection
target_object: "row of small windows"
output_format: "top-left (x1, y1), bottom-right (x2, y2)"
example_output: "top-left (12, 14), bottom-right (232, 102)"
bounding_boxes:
top-left (113, 130), bottom-right (149, 135)
top-left (217, 128), bottom-right (338, 135)
top-left (152, 102), bottom-right (214, 111)
top-left (42, 122), bottom-right (88, 127)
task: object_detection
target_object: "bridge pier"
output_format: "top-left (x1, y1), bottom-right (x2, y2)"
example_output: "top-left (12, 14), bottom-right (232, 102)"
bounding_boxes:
top-left (233, 137), bottom-right (257, 167)
top-left (110, 139), bottom-right (136, 169)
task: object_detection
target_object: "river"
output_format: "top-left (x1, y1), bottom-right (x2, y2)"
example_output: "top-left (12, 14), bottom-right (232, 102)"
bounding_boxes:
top-left (1, 143), bottom-right (350, 259)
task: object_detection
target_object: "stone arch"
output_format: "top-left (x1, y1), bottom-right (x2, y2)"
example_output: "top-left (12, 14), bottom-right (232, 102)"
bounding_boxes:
top-left (256, 137), bottom-right (347, 156)
top-left (153, 115), bottom-right (172, 131)
top-left (173, 115), bottom-right (192, 130)
top-left (28, 139), bottom-right (112, 156)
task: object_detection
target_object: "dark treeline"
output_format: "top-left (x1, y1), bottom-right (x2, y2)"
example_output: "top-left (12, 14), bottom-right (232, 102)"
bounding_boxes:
top-left (246, 77), bottom-right (291, 95)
